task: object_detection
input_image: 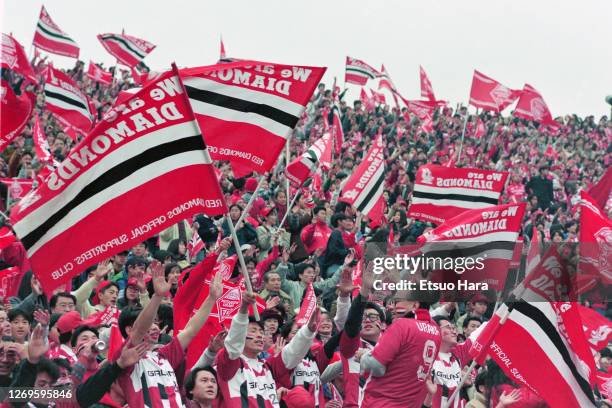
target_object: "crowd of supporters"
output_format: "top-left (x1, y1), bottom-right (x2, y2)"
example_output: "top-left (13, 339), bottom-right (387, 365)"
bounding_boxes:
top-left (0, 56), bottom-right (610, 407)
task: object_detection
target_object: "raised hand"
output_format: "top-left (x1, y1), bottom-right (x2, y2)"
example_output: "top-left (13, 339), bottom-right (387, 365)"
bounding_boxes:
top-left (498, 389), bottom-right (522, 407)
top-left (116, 342), bottom-right (148, 369)
top-left (208, 329), bottom-right (228, 354)
top-left (273, 336), bottom-right (286, 357)
top-left (94, 259), bottom-right (111, 281)
top-left (151, 260), bottom-right (171, 297)
top-left (240, 291), bottom-right (256, 313)
top-left (307, 307), bottom-right (321, 333)
top-left (27, 324), bottom-right (48, 363)
top-left (209, 272), bottom-right (223, 300)
top-left (337, 268), bottom-right (357, 297)
top-left (343, 248), bottom-right (355, 267)
top-left (33, 309), bottom-right (50, 327)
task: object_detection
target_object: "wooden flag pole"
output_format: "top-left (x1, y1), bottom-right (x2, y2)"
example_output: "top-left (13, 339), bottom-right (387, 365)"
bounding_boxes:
top-left (234, 174), bottom-right (266, 230)
top-left (456, 106), bottom-right (470, 163)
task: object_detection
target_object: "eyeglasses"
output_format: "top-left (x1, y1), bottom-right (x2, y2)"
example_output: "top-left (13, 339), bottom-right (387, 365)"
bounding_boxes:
top-left (363, 313), bottom-right (381, 322)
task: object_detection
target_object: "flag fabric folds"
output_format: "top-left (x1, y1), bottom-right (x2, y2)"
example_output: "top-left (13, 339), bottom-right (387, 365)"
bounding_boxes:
top-left (513, 84), bottom-right (559, 130)
top-left (345, 56), bottom-right (380, 85)
top-left (1, 34), bottom-right (37, 83)
top-left (340, 134), bottom-right (385, 216)
top-left (97, 32), bottom-right (156, 67)
top-left (181, 61), bottom-right (325, 177)
top-left (468, 70), bottom-right (520, 112)
top-left (0, 79), bottom-right (33, 152)
top-left (407, 164), bottom-right (509, 224)
top-left (87, 61), bottom-right (113, 85)
top-left (33, 6), bottom-right (79, 58)
top-left (285, 133), bottom-right (333, 187)
top-left (44, 65), bottom-right (94, 135)
top-left (10, 70), bottom-right (227, 293)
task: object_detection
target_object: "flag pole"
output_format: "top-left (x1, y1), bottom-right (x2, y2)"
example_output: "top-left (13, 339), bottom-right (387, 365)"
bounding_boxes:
top-left (234, 174), bottom-right (266, 230)
top-left (279, 178), bottom-right (312, 228)
top-left (285, 139), bottom-right (291, 205)
top-left (226, 214), bottom-right (260, 320)
top-left (456, 105), bottom-right (470, 163)
top-left (170, 61), bottom-right (260, 319)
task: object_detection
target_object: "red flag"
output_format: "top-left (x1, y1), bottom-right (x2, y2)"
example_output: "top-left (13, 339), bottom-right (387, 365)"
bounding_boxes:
top-left (367, 194), bottom-right (387, 229)
top-left (44, 65), bottom-right (94, 135)
top-left (295, 283), bottom-right (316, 325)
top-left (10, 70), bottom-right (228, 293)
top-left (468, 70), bottom-right (520, 112)
top-left (0, 79), bottom-right (33, 151)
top-left (418, 203), bottom-right (526, 291)
top-left (187, 229), bottom-right (205, 261)
top-left (597, 372), bottom-right (612, 399)
top-left (130, 66), bottom-right (163, 86)
top-left (32, 113), bottom-right (57, 167)
top-left (181, 61), bottom-right (325, 177)
top-left (587, 167), bottom-right (612, 211)
top-left (0, 178), bottom-right (34, 201)
top-left (97, 33), bottom-right (156, 67)
top-left (578, 305), bottom-right (612, 352)
top-left (468, 312), bottom-right (503, 365)
top-left (369, 88), bottom-right (386, 105)
top-left (0, 266), bottom-right (21, 302)
top-left (419, 66), bottom-right (436, 102)
top-left (82, 305), bottom-right (120, 326)
top-left (513, 84), bottom-right (559, 130)
top-left (212, 255), bottom-right (237, 281)
top-left (1, 34), bottom-right (37, 83)
top-left (360, 88), bottom-right (375, 112)
top-left (32, 6), bottom-right (79, 58)
top-left (407, 164), bottom-right (509, 224)
top-left (472, 302), bottom-right (597, 408)
top-left (340, 134), bottom-right (385, 216)
top-left (331, 107), bottom-right (344, 156)
top-left (345, 56), bottom-right (380, 86)
top-left (285, 133), bottom-right (332, 187)
top-left (106, 323), bottom-right (124, 363)
top-left (0, 227), bottom-right (16, 250)
top-left (577, 191), bottom-right (612, 293)
top-left (513, 246), bottom-right (570, 302)
top-left (87, 61), bottom-right (113, 85)
top-left (399, 97), bottom-right (437, 121)
top-left (378, 64), bottom-right (399, 107)
top-left (220, 36), bottom-right (226, 59)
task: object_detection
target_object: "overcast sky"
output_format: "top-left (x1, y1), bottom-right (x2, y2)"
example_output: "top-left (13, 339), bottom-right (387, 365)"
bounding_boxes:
top-left (2, 0), bottom-right (611, 117)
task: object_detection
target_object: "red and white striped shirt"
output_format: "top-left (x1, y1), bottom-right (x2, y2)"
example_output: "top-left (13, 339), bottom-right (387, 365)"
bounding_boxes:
top-left (116, 337), bottom-right (184, 408)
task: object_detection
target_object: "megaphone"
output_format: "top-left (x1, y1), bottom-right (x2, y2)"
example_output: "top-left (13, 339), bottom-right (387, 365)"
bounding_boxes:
top-left (606, 95), bottom-right (612, 106)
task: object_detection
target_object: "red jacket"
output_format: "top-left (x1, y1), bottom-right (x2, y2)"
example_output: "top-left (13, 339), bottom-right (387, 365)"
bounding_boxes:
top-left (300, 222), bottom-right (332, 255)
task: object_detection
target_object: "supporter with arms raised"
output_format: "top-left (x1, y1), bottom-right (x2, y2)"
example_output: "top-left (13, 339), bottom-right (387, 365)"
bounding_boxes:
top-left (114, 260), bottom-right (223, 407)
top-left (213, 288), bottom-right (321, 407)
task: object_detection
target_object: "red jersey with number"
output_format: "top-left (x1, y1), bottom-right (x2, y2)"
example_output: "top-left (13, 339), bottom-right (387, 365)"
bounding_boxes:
top-left (215, 348), bottom-right (289, 408)
top-left (116, 337), bottom-right (184, 408)
top-left (361, 315), bottom-right (441, 408)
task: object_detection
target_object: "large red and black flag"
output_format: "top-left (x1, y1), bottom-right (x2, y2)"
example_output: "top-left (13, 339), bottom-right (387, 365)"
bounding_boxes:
top-left (33, 6), bottom-right (79, 58)
top-left (10, 69), bottom-right (226, 293)
top-left (180, 61), bottom-right (325, 177)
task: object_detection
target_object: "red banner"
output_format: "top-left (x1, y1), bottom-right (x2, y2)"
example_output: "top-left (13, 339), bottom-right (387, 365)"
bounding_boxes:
top-left (0, 178), bottom-right (35, 201)
top-left (87, 61), bottom-right (113, 85)
top-left (44, 65), bottom-right (93, 135)
top-left (33, 6), bottom-right (80, 58)
top-left (97, 33), bottom-right (156, 68)
top-left (468, 70), bottom-right (520, 112)
top-left (295, 283), bottom-right (316, 326)
top-left (408, 164), bottom-right (509, 224)
top-left (10, 71), bottom-right (227, 293)
top-left (181, 61), bottom-right (325, 177)
top-left (578, 305), bottom-right (612, 352)
top-left (1, 34), bottom-right (37, 83)
top-left (0, 79), bottom-right (33, 151)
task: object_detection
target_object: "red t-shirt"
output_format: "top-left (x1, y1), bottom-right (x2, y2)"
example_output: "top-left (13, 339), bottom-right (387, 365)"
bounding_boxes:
top-left (116, 337), bottom-right (184, 408)
top-left (361, 317), bottom-right (441, 408)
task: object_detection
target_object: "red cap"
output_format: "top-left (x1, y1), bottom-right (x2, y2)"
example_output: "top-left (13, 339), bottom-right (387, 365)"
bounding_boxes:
top-left (57, 311), bottom-right (83, 334)
top-left (282, 387), bottom-right (315, 408)
top-left (127, 278), bottom-right (138, 287)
